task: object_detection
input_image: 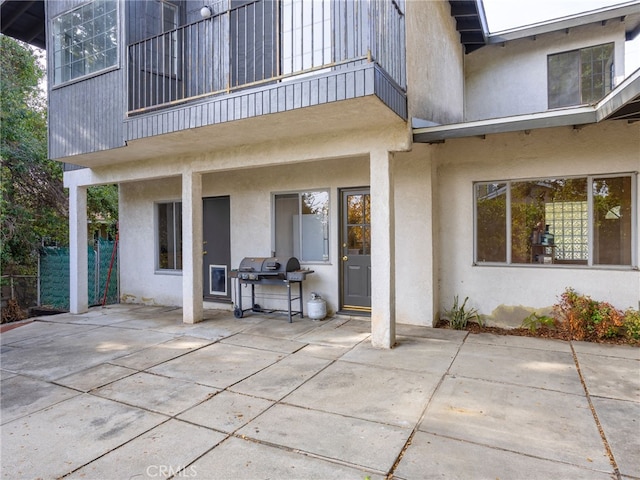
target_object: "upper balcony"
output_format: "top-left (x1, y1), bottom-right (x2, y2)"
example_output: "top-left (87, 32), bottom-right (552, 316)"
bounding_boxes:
top-left (123, 0), bottom-right (407, 152)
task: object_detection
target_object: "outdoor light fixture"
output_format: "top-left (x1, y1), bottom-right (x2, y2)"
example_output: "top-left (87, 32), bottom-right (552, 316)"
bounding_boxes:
top-left (200, 5), bottom-right (212, 18)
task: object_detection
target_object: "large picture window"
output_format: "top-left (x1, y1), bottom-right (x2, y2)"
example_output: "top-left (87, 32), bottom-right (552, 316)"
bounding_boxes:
top-left (157, 202), bottom-right (182, 270)
top-left (53, 0), bottom-right (118, 85)
top-left (274, 191), bottom-right (329, 262)
top-left (548, 43), bottom-right (614, 109)
top-left (475, 175), bottom-right (635, 267)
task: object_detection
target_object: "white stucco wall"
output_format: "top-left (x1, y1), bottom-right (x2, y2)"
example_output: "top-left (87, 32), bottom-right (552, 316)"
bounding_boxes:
top-left (118, 157), bottom-right (371, 315)
top-left (405, 0), bottom-right (464, 125)
top-left (394, 145), bottom-right (439, 326)
top-left (465, 21), bottom-right (627, 121)
top-left (434, 120), bottom-right (640, 326)
top-left (119, 177), bottom-right (183, 306)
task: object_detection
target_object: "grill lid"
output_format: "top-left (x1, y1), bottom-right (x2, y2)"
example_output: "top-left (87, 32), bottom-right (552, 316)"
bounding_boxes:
top-left (238, 257), bottom-right (301, 274)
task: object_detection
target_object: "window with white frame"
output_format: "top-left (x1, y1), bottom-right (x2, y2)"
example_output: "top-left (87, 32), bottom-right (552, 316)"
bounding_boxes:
top-left (53, 0), bottom-right (118, 85)
top-left (157, 202), bottom-right (182, 270)
top-left (274, 191), bottom-right (329, 262)
top-left (548, 43), bottom-right (614, 109)
top-left (475, 174), bottom-right (634, 266)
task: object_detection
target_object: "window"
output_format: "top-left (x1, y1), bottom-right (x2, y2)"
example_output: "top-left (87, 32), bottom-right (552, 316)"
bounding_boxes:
top-left (147, 0), bottom-right (179, 76)
top-left (53, 0), bottom-right (118, 85)
top-left (281, 0), bottom-right (332, 75)
top-left (274, 191), bottom-right (329, 262)
top-left (475, 175), bottom-right (635, 267)
top-left (548, 43), bottom-right (614, 108)
top-left (157, 202), bottom-right (182, 270)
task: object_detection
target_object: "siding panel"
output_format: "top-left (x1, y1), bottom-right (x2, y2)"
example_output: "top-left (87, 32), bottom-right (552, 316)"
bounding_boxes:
top-left (124, 63), bottom-right (407, 142)
top-left (49, 70), bottom-right (125, 159)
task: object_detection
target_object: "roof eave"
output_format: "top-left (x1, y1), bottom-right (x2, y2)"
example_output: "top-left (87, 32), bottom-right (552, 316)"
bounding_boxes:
top-left (486, 2), bottom-right (640, 44)
top-left (413, 69), bottom-right (640, 143)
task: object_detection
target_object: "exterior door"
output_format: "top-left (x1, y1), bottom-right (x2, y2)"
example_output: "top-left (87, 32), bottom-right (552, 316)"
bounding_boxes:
top-left (203, 196), bottom-right (231, 302)
top-left (340, 188), bottom-right (371, 312)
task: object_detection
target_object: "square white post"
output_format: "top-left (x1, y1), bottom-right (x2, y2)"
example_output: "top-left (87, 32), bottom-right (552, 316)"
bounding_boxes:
top-left (370, 149), bottom-right (396, 348)
top-left (182, 171), bottom-right (203, 324)
top-left (69, 185), bottom-right (88, 314)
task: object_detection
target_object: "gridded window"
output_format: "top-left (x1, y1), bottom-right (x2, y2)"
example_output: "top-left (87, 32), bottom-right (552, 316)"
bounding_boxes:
top-left (548, 43), bottom-right (614, 109)
top-left (274, 191), bottom-right (329, 262)
top-left (53, 0), bottom-right (118, 85)
top-left (474, 174), bottom-right (634, 267)
top-left (545, 201), bottom-right (588, 261)
top-left (157, 202), bottom-right (182, 270)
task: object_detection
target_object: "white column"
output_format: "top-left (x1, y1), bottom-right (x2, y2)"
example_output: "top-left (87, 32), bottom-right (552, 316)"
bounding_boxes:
top-left (370, 149), bottom-right (396, 348)
top-left (182, 171), bottom-right (203, 324)
top-left (69, 185), bottom-right (88, 314)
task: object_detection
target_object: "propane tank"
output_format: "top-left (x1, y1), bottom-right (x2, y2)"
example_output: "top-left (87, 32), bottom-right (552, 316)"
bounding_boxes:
top-left (307, 292), bottom-right (327, 320)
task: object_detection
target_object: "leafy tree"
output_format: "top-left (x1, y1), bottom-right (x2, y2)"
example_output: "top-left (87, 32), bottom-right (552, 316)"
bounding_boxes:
top-left (1, 35), bottom-right (67, 275)
top-left (87, 184), bottom-right (119, 240)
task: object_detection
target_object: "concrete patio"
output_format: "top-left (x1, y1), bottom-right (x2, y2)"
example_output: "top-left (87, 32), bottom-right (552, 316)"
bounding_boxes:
top-left (1, 304), bottom-right (638, 479)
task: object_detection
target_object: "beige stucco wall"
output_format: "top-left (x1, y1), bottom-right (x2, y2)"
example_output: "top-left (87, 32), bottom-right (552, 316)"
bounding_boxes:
top-left (118, 157), bottom-right (371, 315)
top-left (434, 120), bottom-right (640, 326)
top-left (405, 0), bottom-right (464, 125)
top-left (117, 150), bottom-right (442, 327)
top-left (465, 21), bottom-right (627, 121)
top-left (394, 145), bottom-right (439, 325)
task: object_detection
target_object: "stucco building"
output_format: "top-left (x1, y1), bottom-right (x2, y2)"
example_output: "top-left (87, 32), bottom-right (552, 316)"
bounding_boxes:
top-left (2, 0), bottom-right (639, 347)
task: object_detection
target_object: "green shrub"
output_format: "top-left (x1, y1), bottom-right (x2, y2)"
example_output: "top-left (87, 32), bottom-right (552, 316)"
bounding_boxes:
top-left (445, 295), bottom-right (481, 330)
top-left (553, 288), bottom-right (624, 341)
top-left (521, 312), bottom-right (555, 333)
top-left (623, 309), bottom-right (640, 341)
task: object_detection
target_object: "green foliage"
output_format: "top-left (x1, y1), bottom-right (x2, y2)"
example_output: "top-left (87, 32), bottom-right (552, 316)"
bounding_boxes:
top-left (553, 288), bottom-right (624, 341)
top-left (445, 295), bottom-right (481, 330)
top-left (622, 309), bottom-right (640, 341)
top-left (87, 185), bottom-right (119, 239)
top-left (521, 312), bottom-right (555, 332)
top-left (1, 35), bottom-right (68, 274)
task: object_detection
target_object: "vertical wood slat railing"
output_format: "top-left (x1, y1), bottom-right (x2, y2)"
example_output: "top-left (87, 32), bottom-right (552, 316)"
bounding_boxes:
top-left (128, 0), bottom-right (405, 114)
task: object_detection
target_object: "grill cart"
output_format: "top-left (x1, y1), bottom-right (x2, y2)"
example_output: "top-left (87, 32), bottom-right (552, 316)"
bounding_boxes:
top-left (229, 256), bottom-right (314, 322)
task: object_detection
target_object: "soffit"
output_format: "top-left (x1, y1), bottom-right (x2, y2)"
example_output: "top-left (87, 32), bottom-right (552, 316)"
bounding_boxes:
top-left (449, 0), bottom-right (487, 53)
top-left (0, 0), bottom-right (45, 49)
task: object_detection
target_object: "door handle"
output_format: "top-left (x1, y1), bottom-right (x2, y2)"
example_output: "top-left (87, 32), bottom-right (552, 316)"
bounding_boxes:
top-left (203, 251), bottom-right (207, 255)
top-left (342, 255), bottom-right (348, 261)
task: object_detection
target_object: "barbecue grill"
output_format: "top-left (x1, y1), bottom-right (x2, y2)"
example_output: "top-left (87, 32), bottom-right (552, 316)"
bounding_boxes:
top-left (230, 256), bottom-right (314, 322)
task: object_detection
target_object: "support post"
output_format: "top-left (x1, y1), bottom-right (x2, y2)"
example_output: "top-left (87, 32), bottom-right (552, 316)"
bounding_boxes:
top-left (69, 185), bottom-right (89, 314)
top-left (370, 149), bottom-right (396, 348)
top-left (182, 171), bottom-right (203, 324)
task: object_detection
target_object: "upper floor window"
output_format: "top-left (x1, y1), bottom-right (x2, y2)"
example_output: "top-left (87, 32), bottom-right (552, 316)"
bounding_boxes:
top-left (52, 0), bottom-right (118, 85)
top-left (475, 174), bottom-right (635, 267)
top-left (274, 191), bottom-right (330, 262)
top-left (548, 43), bottom-right (614, 109)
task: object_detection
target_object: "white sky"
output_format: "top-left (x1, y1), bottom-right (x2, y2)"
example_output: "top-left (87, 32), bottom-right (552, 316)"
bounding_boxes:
top-left (482, 0), bottom-right (640, 74)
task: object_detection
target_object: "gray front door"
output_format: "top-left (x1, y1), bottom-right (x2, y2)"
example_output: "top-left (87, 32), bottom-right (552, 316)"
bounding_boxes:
top-left (340, 188), bottom-right (371, 312)
top-left (203, 196), bottom-right (231, 302)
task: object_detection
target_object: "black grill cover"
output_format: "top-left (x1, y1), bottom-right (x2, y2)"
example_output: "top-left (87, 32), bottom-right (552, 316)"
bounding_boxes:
top-left (237, 257), bottom-right (301, 279)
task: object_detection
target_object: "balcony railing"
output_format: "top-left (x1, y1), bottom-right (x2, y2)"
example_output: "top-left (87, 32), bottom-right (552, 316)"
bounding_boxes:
top-left (128, 0), bottom-right (405, 113)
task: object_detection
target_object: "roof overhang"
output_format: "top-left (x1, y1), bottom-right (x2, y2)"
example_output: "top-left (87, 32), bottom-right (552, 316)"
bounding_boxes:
top-left (449, 0), bottom-right (489, 53)
top-left (485, 1), bottom-right (640, 45)
top-left (413, 69), bottom-right (640, 143)
top-left (0, 0), bottom-right (45, 49)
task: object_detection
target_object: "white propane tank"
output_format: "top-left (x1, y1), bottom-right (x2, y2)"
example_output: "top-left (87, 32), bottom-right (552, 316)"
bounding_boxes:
top-left (307, 292), bottom-right (327, 320)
